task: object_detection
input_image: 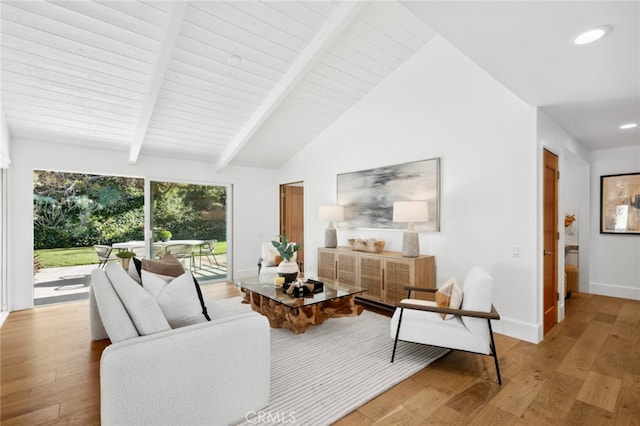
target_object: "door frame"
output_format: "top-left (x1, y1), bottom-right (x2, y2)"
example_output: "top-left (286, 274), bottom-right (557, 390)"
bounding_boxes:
top-left (279, 181), bottom-right (304, 271)
top-left (541, 147), bottom-right (562, 336)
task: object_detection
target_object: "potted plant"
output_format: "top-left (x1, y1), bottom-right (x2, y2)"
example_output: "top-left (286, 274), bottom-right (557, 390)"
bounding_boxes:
top-left (271, 235), bottom-right (301, 284)
top-left (155, 229), bottom-right (172, 242)
top-left (115, 250), bottom-right (135, 269)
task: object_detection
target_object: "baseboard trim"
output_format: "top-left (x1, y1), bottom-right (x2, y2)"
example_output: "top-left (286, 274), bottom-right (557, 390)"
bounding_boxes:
top-left (0, 311), bottom-right (8, 328)
top-left (589, 282), bottom-right (640, 301)
top-left (492, 316), bottom-right (541, 344)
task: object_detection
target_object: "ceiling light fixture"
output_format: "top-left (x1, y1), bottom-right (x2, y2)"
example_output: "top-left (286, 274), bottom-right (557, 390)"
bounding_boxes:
top-left (619, 122), bottom-right (638, 130)
top-left (227, 55), bottom-right (242, 66)
top-left (573, 26), bottom-right (610, 45)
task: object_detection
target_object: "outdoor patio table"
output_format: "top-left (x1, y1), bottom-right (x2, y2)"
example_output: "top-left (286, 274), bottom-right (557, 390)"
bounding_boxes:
top-left (112, 241), bottom-right (145, 251)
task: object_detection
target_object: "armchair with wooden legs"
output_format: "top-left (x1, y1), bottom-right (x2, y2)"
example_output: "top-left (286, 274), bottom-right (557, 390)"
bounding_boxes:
top-left (390, 266), bottom-right (502, 384)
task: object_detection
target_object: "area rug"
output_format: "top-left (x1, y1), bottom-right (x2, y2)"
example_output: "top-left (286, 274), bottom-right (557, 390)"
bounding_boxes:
top-left (226, 298), bottom-right (450, 426)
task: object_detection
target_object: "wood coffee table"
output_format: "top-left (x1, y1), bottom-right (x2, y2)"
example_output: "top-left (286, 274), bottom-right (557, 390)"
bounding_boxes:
top-left (240, 277), bottom-right (367, 333)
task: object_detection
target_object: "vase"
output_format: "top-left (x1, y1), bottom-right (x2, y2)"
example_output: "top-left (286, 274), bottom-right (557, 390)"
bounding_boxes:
top-left (277, 259), bottom-right (299, 284)
top-left (120, 258), bottom-right (131, 270)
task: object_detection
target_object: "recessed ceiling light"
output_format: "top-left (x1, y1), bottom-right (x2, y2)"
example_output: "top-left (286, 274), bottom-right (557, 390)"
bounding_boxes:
top-left (573, 26), bottom-right (610, 45)
top-left (619, 122), bottom-right (638, 130)
top-left (227, 55), bottom-right (242, 66)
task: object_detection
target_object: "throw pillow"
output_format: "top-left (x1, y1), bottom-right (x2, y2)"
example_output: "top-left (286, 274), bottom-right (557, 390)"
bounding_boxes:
top-left (129, 256), bottom-right (143, 284)
top-left (435, 278), bottom-right (463, 320)
top-left (128, 253), bottom-right (185, 284)
top-left (143, 253), bottom-right (185, 277)
top-left (142, 270), bottom-right (211, 328)
top-left (104, 263), bottom-right (171, 336)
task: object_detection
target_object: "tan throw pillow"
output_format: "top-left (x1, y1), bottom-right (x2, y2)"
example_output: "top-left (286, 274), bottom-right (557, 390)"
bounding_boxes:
top-left (142, 253), bottom-right (185, 278)
top-left (435, 278), bottom-right (463, 320)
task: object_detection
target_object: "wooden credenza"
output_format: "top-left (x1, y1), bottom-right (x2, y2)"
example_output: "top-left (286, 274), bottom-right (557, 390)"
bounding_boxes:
top-left (317, 247), bottom-right (435, 307)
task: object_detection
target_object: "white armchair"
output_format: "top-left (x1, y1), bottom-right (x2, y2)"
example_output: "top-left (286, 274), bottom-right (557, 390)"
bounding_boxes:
top-left (390, 266), bottom-right (502, 384)
top-left (257, 242), bottom-right (299, 280)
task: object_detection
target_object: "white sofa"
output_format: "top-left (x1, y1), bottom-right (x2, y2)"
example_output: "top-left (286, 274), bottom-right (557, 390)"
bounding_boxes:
top-left (90, 263), bottom-right (270, 426)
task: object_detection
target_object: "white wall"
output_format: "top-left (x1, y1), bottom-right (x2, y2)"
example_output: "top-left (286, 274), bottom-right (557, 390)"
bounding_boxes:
top-left (8, 139), bottom-right (278, 310)
top-left (278, 36), bottom-right (540, 342)
top-left (0, 110), bottom-right (10, 325)
top-left (589, 145), bottom-right (640, 300)
top-left (1, 110), bottom-right (10, 168)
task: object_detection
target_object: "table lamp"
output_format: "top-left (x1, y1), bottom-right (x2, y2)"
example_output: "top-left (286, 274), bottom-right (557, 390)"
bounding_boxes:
top-left (393, 201), bottom-right (429, 257)
top-left (319, 205), bottom-right (344, 248)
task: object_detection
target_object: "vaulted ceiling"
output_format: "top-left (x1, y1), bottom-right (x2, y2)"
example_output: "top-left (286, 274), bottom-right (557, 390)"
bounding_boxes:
top-left (1, 1), bottom-right (638, 170)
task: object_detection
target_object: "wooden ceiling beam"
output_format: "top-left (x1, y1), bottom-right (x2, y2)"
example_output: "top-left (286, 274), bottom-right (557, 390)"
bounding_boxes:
top-left (128, 2), bottom-right (187, 164)
top-left (214, 1), bottom-right (365, 171)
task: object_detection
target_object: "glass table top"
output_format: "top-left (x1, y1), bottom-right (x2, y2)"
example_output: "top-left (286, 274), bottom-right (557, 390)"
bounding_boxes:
top-left (239, 275), bottom-right (367, 308)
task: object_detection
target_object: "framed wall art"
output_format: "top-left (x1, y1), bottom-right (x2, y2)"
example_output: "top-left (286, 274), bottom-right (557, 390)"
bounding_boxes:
top-left (600, 172), bottom-right (640, 234)
top-left (337, 158), bottom-right (440, 231)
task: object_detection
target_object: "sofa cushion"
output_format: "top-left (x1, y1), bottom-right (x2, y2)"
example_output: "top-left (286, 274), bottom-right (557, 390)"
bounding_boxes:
top-left (105, 263), bottom-right (171, 336)
top-left (435, 277), bottom-right (463, 320)
top-left (142, 270), bottom-right (211, 328)
top-left (91, 268), bottom-right (138, 342)
top-left (89, 284), bottom-right (109, 341)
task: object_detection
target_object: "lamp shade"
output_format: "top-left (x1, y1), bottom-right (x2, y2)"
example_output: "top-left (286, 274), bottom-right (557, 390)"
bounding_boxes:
top-left (319, 205), bottom-right (344, 222)
top-left (392, 201), bottom-right (429, 223)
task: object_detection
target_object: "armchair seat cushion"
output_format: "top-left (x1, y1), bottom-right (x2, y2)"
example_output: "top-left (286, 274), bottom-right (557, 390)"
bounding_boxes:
top-left (391, 299), bottom-right (491, 355)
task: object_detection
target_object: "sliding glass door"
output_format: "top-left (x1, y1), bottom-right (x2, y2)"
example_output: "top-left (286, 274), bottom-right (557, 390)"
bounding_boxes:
top-left (149, 181), bottom-right (229, 282)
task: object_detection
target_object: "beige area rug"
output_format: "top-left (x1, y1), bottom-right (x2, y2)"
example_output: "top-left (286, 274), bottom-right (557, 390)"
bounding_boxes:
top-left (223, 297), bottom-right (450, 426)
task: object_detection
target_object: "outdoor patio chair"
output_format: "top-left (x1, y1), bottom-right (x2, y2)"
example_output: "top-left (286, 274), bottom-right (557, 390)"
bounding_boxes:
top-left (131, 246), bottom-right (146, 259)
top-left (94, 245), bottom-right (117, 269)
top-left (199, 239), bottom-right (219, 268)
top-left (153, 244), bottom-right (165, 259)
top-left (164, 243), bottom-right (195, 270)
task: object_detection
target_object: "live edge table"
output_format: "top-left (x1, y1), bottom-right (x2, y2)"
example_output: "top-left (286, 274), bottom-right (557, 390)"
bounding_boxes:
top-left (239, 277), bottom-right (367, 334)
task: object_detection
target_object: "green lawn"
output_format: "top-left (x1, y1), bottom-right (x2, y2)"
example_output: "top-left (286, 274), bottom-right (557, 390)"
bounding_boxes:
top-left (35, 242), bottom-right (228, 268)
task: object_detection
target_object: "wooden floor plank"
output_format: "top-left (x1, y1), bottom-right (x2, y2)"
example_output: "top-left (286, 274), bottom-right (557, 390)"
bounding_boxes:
top-left (444, 379), bottom-right (502, 417)
top-left (612, 373), bottom-right (640, 425)
top-left (575, 371), bottom-right (622, 412)
top-left (488, 366), bottom-right (547, 417)
top-left (357, 378), bottom-right (424, 422)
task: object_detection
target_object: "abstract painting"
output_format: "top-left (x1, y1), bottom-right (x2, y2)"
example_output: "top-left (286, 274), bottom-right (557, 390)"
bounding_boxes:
top-left (337, 158), bottom-right (440, 231)
top-left (600, 172), bottom-right (640, 234)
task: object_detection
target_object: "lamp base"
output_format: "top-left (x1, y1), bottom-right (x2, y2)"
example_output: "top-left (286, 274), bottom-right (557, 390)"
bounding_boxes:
top-left (401, 231), bottom-right (419, 257)
top-left (324, 228), bottom-right (337, 248)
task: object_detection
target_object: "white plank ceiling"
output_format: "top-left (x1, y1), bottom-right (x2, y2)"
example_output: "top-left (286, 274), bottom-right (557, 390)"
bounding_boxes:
top-left (2, 1), bottom-right (637, 169)
top-left (0, 0), bottom-right (436, 169)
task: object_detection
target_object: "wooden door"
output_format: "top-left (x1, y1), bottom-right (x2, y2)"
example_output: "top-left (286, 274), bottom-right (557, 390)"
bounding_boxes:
top-left (543, 149), bottom-right (559, 334)
top-left (280, 183), bottom-right (304, 271)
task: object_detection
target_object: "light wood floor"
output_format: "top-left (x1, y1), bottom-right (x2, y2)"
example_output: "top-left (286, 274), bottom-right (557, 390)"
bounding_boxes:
top-left (1, 284), bottom-right (639, 425)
